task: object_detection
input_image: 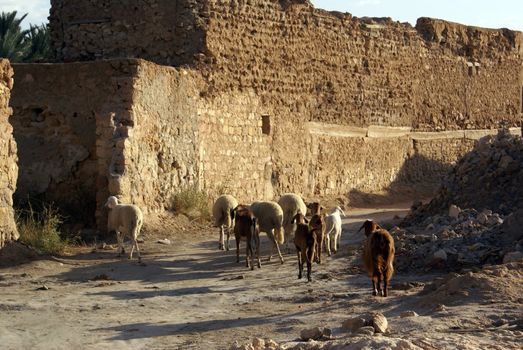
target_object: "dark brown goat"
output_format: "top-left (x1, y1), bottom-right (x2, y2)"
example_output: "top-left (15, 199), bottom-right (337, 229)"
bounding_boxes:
top-left (231, 205), bottom-right (261, 270)
top-left (307, 202), bottom-right (325, 264)
top-left (293, 213), bottom-right (316, 282)
top-left (359, 220), bottom-right (395, 297)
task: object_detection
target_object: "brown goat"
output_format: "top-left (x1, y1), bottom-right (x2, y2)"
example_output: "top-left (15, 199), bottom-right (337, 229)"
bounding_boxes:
top-left (231, 205), bottom-right (261, 270)
top-left (307, 202), bottom-right (325, 264)
top-left (359, 220), bottom-right (395, 297)
top-left (293, 212), bottom-right (316, 282)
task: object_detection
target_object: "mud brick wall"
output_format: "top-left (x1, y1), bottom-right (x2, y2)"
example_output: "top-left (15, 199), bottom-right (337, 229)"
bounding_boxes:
top-left (50, 0), bottom-right (523, 131)
top-left (49, 0), bottom-right (207, 67)
top-left (10, 61), bottom-right (135, 226)
top-left (197, 91), bottom-right (274, 202)
top-left (0, 60), bottom-right (18, 248)
top-left (116, 62), bottom-right (204, 213)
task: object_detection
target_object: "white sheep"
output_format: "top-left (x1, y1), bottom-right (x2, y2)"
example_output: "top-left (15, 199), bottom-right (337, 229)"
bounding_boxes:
top-left (250, 201), bottom-right (285, 264)
top-left (277, 193), bottom-right (307, 253)
top-left (212, 195), bottom-right (238, 250)
top-left (105, 196), bottom-right (143, 261)
top-left (324, 206), bottom-right (346, 255)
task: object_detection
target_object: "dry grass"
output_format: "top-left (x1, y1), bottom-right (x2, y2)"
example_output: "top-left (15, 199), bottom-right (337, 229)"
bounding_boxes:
top-left (16, 203), bottom-right (67, 255)
top-left (171, 184), bottom-right (210, 220)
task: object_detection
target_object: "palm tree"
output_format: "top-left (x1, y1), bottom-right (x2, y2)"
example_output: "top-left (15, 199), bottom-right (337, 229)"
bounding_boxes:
top-left (23, 24), bottom-right (51, 62)
top-left (0, 11), bottom-right (29, 62)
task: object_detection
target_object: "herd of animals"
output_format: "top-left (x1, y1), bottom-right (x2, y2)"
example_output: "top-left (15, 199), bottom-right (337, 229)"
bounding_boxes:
top-left (104, 193), bottom-right (395, 297)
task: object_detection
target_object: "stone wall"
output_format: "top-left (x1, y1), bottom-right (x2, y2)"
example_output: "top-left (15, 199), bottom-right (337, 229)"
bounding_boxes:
top-left (0, 59), bottom-right (18, 248)
top-left (50, 0), bottom-right (523, 131)
top-left (13, 0), bottom-right (523, 227)
top-left (11, 60), bottom-right (142, 226)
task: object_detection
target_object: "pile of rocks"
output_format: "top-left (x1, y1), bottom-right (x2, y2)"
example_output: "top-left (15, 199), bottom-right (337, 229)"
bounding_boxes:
top-left (405, 130), bottom-right (523, 225)
top-left (393, 204), bottom-right (522, 272)
top-left (395, 130), bottom-right (523, 271)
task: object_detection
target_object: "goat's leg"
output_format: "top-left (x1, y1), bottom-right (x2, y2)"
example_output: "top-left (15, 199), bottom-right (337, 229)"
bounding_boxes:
top-left (306, 247), bottom-right (313, 282)
top-left (255, 235), bottom-right (261, 268)
top-left (372, 273), bottom-right (379, 296)
top-left (317, 232), bottom-right (324, 264)
top-left (219, 225), bottom-right (225, 250)
top-left (383, 269), bottom-right (389, 297)
top-left (296, 249), bottom-right (303, 279)
top-left (246, 239), bottom-right (252, 269)
top-left (236, 235), bottom-right (241, 263)
top-left (377, 270), bottom-right (384, 296)
top-left (332, 232), bottom-right (339, 254)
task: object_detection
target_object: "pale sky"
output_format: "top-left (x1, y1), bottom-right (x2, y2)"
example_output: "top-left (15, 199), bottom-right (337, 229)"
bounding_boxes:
top-left (0, 0), bottom-right (521, 32)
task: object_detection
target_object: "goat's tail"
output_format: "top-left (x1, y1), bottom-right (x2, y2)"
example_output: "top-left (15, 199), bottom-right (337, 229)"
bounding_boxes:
top-left (374, 232), bottom-right (394, 277)
top-left (274, 226), bottom-right (284, 245)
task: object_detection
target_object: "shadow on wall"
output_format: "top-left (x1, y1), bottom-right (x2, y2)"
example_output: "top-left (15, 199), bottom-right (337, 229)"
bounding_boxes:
top-left (347, 153), bottom-right (453, 207)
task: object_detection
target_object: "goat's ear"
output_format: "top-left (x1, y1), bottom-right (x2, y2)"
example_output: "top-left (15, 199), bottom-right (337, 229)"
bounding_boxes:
top-left (304, 217), bottom-right (309, 224)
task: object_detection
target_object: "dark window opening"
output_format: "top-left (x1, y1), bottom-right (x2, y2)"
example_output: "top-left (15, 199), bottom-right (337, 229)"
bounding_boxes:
top-left (31, 107), bottom-right (44, 122)
top-left (262, 115), bottom-right (271, 135)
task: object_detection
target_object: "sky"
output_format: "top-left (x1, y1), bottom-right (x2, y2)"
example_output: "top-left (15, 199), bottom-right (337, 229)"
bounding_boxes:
top-left (0, 0), bottom-right (521, 32)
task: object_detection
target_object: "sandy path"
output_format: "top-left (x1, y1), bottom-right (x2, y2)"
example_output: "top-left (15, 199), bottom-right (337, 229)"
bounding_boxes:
top-left (0, 204), bottom-right (521, 350)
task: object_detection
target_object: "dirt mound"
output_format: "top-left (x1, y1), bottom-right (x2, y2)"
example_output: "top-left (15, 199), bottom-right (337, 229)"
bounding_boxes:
top-left (0, 241), bottom-right (40, 267)
top-left (404, 130), bottom-right (523, 225)
top-left (419, 262), bottom-right (523, 306)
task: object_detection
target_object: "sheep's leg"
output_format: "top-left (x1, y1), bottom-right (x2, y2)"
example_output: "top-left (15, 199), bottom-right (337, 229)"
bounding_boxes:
top-left (129, 239), bottom-right (134, 260)
top-left (219, 225), bottom-right (225, 250)
top-left (134, 239), bottom-right (141, 262)
top-left (226, 226), bottom-right (231, 251)
top-left (116, 231), bottom-right (124, 257)
top-left (325, 233), bottom-right (332, 256)
top-left (267, 231), bottom-right (284, 264)
top-left (255, 235), bottom-right (261, 268)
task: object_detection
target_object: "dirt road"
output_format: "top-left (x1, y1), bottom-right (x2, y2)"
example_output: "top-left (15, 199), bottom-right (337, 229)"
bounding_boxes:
top-left (0, 205), bottom-right (521, 349)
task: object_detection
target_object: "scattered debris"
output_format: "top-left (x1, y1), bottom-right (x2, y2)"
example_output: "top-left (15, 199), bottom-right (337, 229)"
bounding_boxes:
top-left (157, 239), bottom-right (171, 245)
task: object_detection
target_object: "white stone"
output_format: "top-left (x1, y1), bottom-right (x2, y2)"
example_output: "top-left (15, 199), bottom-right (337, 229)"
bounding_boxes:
top-left (400, 311), bottom-right (419, 318)
top-left (372, 313), bottom-right (388, 333)
top-left (448, 205), bottom-right (461, 219)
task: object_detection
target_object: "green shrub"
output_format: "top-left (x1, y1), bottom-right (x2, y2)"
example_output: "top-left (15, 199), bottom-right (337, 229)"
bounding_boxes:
top-left (16, 203), bottom-right (66, 255)
top-left (171, 184), bottom-right (210, 219)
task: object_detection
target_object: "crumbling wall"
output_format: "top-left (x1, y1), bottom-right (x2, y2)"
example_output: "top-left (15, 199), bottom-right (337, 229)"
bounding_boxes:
top-left (10, 60), bottom-right (142, 227)
top-left (114, 62), bottom-right (204, 213)
top-left (49, 0), bottom-right (208, 67)
top-left (50, 0), bottom-right (523, 130)
top-left (48, 0), bottom-right (522, 200)
top-left (0, 59), bottom-right (18, 248)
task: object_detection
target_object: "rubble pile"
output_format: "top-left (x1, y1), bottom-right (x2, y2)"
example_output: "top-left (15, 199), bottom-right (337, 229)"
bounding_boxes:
top-left (405, 130), bottom-right (523, 224)
top-left (395, 130), bottom-right (523, 271)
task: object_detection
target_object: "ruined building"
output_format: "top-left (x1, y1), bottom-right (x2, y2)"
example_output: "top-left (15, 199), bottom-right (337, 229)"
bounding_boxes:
top-left (8, 0), bottom-right (523, 229)
top-left (0, 59), bottom-right (18, 248)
